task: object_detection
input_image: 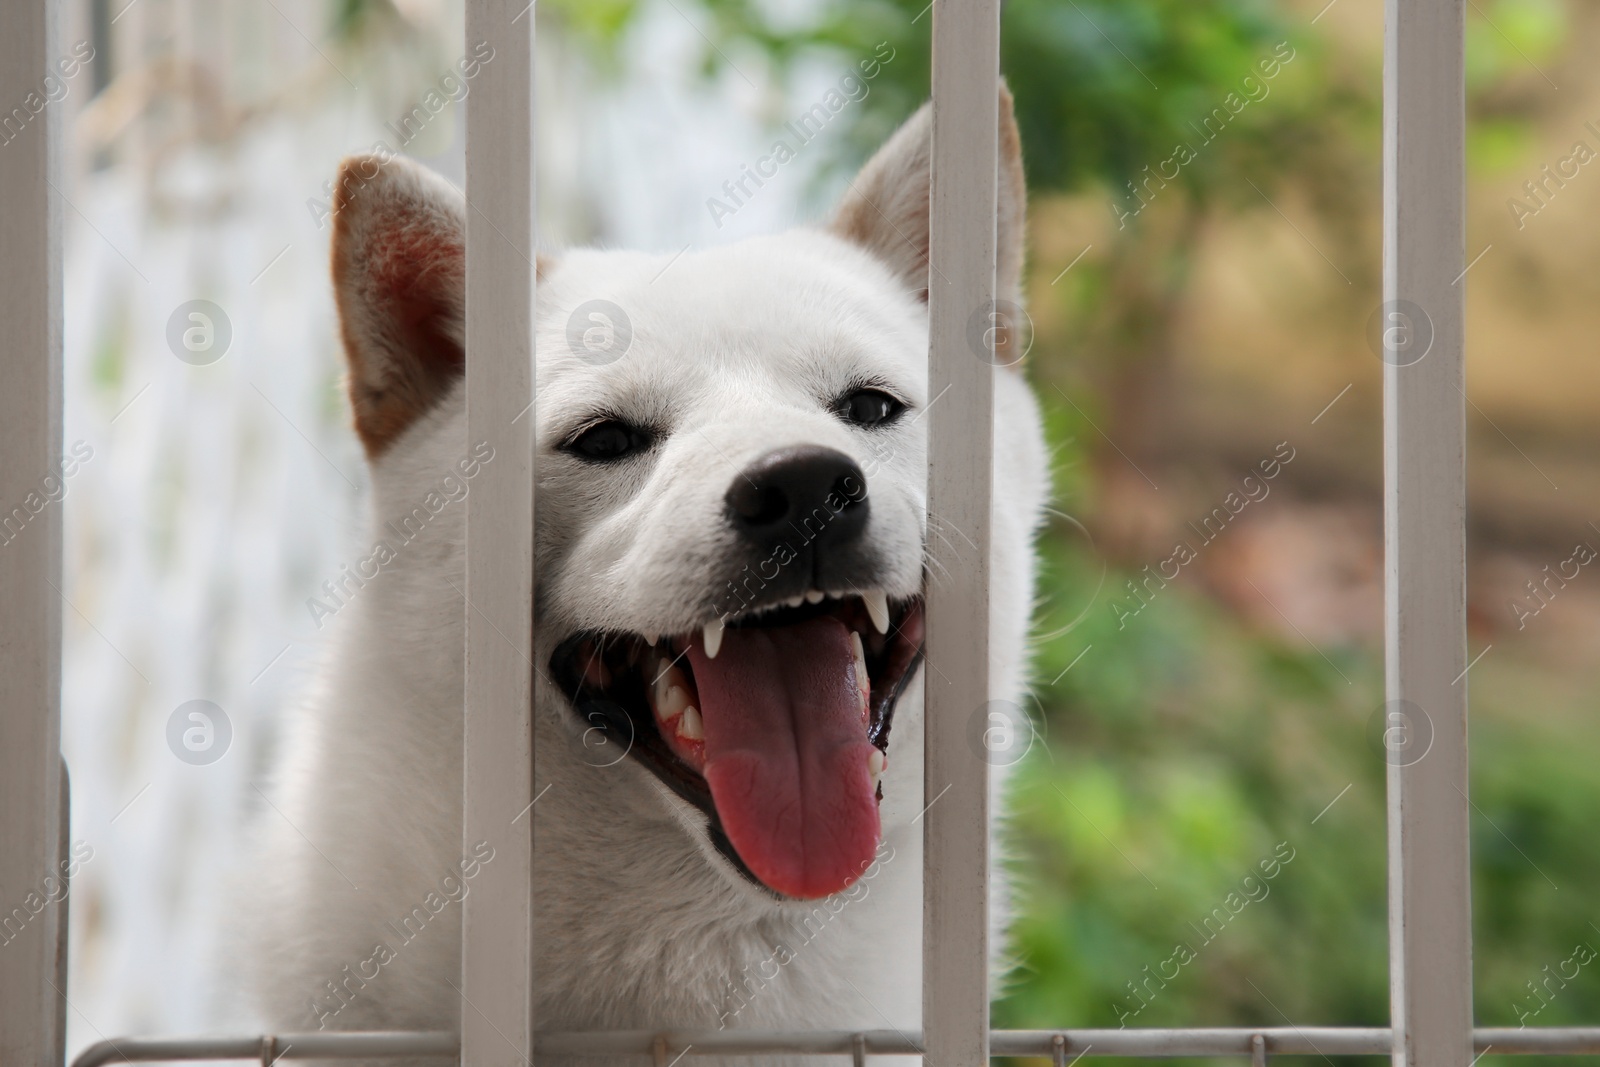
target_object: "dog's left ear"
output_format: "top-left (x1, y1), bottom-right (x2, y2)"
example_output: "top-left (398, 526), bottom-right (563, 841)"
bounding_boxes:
top-left (330, 154), bottom-right (469, 459)
top-left (830, 81), bottom-right (1027, 310)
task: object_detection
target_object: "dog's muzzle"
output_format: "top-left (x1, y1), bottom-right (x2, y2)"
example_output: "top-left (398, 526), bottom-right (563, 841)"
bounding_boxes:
top-left (549, 449), bottom-right (924, 900)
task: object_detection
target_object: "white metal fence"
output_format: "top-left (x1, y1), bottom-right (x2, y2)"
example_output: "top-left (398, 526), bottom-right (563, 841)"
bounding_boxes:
top-left (4, 0), bottom-right (1597, 1065)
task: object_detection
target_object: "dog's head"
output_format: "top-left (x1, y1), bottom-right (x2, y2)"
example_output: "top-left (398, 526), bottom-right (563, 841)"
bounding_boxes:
top-left (327, 88), bottom-right (1028, 902)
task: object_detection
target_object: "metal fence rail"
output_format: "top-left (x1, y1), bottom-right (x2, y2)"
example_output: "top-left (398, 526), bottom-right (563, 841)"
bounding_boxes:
top-left (0, 0), bottom-right (67, 1062)
top-left (1384, 1), bottom-right (1474, 1065)
top-left (67, 1027), bottom-right (1600, 1067)
top-left (922, 1), bottom-right (1000, 1066)
top-left (69, 1033), bottom-right (459, 1067)
top-left (460, 2), bottom-right (538, 1066)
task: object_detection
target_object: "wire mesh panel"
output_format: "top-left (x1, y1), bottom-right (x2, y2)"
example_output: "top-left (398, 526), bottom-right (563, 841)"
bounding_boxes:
top-left (0, 0), bottom-right (67, 1064)
top-left (923, 3), bottom-right (1002, 1066)
top-left (460, 2), bottom-right (537, 1065)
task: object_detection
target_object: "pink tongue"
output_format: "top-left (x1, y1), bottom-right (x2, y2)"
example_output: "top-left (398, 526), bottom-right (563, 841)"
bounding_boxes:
top-left (686, 616), bottom-right (880, 899)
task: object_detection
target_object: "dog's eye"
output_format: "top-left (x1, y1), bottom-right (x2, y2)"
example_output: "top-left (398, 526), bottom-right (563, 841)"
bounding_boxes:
top-left (835, 389), bottom-right (904, 428)
top-left (567, 420), bottom-right (653, 461)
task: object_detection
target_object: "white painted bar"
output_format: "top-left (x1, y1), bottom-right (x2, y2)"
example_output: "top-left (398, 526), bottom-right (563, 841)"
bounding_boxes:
top-left (1382, 1), bottom-right (1473, 1065)
top-left (538, 1028), bottom-right (1395, 1059)
top-left (0, 0), bottom-right (66, 1064)
top-left (65, 1024), bottom-right (1600, 1065)
top-left (537, 1028), bottom-right (1396, 1059)
top-left (71, 1032), bottom-right (460, 1067)
top-left (924, 3), bottom-right (1001, 1066)
top-left (461, 2), bottom-right (537, 1066)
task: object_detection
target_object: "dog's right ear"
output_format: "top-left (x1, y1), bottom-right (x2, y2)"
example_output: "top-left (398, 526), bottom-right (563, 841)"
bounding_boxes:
top-left (829, 83), bottom-right (1026, 310)
top-left (330, 154), bottom-right (467, 458)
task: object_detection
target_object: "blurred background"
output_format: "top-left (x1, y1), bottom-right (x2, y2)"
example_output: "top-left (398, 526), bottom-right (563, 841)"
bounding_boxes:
top-left (49, 0), bottom-right (1600, 1063)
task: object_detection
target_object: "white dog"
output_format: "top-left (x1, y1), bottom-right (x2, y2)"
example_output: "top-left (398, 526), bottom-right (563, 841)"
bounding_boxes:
top-left (228, 85), bottom-right (1048, 1062)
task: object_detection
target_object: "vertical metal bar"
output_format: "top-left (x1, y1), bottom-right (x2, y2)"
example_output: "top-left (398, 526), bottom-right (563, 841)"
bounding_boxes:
top-left (0, 0), bottom-right (65, 1063)
top-left (924, 3), bottom-right (1000, 1066)
top-left (55, 759), bottom-right (72, 1051)
top-left (1383, 0), bottom-right (1473, 1065)
top-left (461, 2), bottom-right (536, 1065)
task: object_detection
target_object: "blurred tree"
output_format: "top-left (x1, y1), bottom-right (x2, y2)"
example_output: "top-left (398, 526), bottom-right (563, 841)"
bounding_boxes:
top-left (550, 0), bottom-right (1335, 198)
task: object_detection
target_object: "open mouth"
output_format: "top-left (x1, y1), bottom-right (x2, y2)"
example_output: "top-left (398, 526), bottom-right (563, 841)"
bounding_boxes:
top-left (551, 591), bottom-right (924, 900)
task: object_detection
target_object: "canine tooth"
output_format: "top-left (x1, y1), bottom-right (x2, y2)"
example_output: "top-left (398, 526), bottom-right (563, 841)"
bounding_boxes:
top-left (863, 591), bottom-right (890, 635)
top-left (659, 684), bottom-right (691, 722)
top-left (805, 590), bottom-right (824, 604)
top-left (653, 658), bottom-right (688, 707)
top-left (703, 619), bottom-right (724, 659)
top-left (644, 633), bottom-right (658, 647)
top-left (849, 630), bottom-right (869, 703)
top-left (679, 705), bottom-right (704, 740)
top-left (868, 749), bottom-right (885, 778)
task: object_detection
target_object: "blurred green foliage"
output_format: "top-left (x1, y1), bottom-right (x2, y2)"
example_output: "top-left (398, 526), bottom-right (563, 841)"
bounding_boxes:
top-left (1006, 497), bottom-right (1391, 1043)
top-left (545, 0), bottom-right (1365, 214)
top-left (1005, 505), bottom-right (1600, 1067)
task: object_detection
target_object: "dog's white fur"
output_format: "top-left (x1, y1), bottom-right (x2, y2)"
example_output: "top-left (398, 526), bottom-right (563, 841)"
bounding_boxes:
top-left (226, 90), bottom-right (1049, 1064)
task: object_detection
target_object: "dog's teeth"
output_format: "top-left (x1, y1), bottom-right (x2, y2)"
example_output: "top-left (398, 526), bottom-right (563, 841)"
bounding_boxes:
top-left (863, 591), bottom-right (890, 635)
top-left (678, 705), bottom-right (704, 740)
top-left (804, 590), bottom-right (824, 604)
top-left (660, 684), bottom-right (691, 722)
top-left (786, 595), bottom-right (805, 608)
top-left (653, 665), bottom-right (667, 706)
top-left (849, 630), bottom-right (869, 707)
top-left (868, 748), bottom-right (885, 789)
top-left (702, 619), bottom-right (724, 659)
top-left (644, 633), bottom-right (658, 647)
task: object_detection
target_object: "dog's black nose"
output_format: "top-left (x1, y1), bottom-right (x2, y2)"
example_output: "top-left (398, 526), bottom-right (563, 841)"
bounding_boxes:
top-left (726, 446), bottom-right (868, 548)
